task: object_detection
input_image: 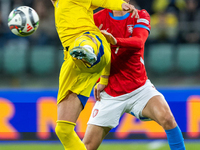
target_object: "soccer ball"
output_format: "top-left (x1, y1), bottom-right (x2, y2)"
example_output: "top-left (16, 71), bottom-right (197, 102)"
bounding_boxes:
top-left (8, 6), bottom-right (39, 37)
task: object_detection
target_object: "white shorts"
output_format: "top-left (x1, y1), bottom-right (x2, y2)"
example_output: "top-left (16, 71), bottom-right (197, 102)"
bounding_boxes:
top-left (87, 79), bottom-right (164, 128)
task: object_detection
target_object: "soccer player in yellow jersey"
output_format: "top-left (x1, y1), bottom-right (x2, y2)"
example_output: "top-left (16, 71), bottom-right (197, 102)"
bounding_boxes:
top-left (50, 0), bottom-right (138, 149)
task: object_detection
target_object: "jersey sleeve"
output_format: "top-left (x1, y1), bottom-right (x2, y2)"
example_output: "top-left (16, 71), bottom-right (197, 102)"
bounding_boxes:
top-left (100, 57), bottom-right (111, 76)
top-left (116, 28), bottom-right (149, 49)
top-left (91, 0), bottom-right (124, 11)
top-left (134, 9), bottom-right (151, 33)
top-left (116, 10), bottom-right (151, 49)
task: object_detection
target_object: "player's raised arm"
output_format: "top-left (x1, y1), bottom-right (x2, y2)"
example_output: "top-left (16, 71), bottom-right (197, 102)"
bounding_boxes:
top-left (92, 0), bottom-right (124, 11)
top-left (92, 0), bottom-right (138, 18)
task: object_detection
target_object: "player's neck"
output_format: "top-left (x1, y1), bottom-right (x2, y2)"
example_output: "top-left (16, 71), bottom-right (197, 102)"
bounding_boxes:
top-left (112, 10), bottom-right (127, 17)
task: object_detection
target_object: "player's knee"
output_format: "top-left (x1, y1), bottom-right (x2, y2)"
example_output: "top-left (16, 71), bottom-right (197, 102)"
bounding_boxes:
top-left (55, 123), bottom-right (65, 139)
top-left (83, 137), bottom-right (98, 150)
top-left (55, 121), bottom-right (73, 140)
top-left (84, 142), bottom-right (96, 150)
top-left (159, 112), bottom-right (176, 129)
top-left (83, 137), bottom-right (91, 149)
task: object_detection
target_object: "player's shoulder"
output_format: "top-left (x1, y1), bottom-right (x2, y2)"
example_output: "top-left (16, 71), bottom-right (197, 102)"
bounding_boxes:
top-left (137, 9), bottom-right (150, 18)
top-left (134, 9), bottom-right (151, 28)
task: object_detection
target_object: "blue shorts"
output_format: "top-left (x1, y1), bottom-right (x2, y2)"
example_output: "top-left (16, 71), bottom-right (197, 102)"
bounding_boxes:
top-left (77, 94), bottom-right (89, 108)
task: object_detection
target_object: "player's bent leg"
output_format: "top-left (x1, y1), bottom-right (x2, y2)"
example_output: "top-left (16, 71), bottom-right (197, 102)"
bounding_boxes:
top-left (142, 95), bottom-right (185, 150)
top-left (57, 91), bottom-right (83, 122)
top-left (70, 45), bottom-right (97, 65)
top-left (55, 92), bottom-right (86, 150)
top-left (142, 95), bottom-right (176, 130)
top-left (55, 120), bottom-right (86, 150)
top-left (69, 34), bottom-right (99, 65)
top-left (83, 124), bottom-right (111, 150)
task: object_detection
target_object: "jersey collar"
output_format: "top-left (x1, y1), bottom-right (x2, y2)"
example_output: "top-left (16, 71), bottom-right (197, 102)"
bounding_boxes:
top-left (109, 12), bottom-right (130, 20)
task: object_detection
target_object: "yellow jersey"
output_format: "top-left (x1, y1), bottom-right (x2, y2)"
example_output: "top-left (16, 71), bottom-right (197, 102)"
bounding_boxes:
top-left (57, 31), bottom-right (111, 103)
top-left (53, 0), bottom-right (126, 104)
top-left (53, 0), bottom-right (124, 48)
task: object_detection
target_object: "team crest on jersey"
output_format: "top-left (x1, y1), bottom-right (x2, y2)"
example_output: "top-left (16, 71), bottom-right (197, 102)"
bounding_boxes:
top-left (127, 25), bottom-right (134, 34)
top-left (92, 109), bottom-right (99, 118)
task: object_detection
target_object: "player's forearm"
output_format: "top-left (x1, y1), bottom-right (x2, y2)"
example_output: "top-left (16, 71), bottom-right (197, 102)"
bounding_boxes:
top-left (101, 59), bottom-right (111, 77)
top-left (92, 0), bottom-right (125, 11)
top-left (116, 37), bottom-right (144, 49)
top-left (116, 28), bottom-right (149, 49)
top-left (99, 75), bottom-right (109, 85)
top-left (96, 71), bottom-right (110, 88)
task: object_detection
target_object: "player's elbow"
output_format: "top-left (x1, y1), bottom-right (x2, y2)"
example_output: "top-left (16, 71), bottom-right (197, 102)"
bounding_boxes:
top-left (134, 38), bottom-right (145, 49)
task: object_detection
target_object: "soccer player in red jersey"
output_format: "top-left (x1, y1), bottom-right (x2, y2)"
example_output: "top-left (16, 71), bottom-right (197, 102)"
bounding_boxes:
top-left (83, 0), bottom-right (186, 150)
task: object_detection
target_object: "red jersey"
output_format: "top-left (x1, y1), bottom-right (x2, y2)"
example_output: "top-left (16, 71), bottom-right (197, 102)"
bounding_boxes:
top-left (94, 9), bottom-right (151, 97)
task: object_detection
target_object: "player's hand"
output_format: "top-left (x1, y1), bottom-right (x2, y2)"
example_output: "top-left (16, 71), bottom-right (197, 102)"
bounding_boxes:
top-left (101, 30), bottom-right (117, 45)
top-left (94, 84), bottom-right (107, 101)
top-left (122, 3), bottom-right (139, 18)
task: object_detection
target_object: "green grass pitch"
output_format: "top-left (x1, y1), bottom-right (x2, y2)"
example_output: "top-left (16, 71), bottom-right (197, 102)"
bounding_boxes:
top-left (0, 141), bottom-right (199, 150)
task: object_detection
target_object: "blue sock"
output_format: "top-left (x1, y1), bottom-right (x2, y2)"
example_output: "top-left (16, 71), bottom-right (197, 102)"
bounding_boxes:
top-left (165, 126), bottom-right (185, 150)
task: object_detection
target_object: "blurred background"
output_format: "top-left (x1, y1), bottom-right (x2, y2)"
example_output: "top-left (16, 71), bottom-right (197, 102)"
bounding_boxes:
top-left (0, 0), bottom-right (200, 149)
top-left (0, 0), bottom-right (200, 87)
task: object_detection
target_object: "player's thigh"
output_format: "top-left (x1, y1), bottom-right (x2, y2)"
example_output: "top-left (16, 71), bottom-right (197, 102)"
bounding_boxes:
top-left (83, 125), bottom-right (111, 150)
top-left (57, 91), bottom-right (83, 123)
top-left (142, 95), bottom-right (174, 124)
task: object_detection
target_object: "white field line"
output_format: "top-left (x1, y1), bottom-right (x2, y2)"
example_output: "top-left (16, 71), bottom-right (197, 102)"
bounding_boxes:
top-left (147, 140), bottom-right (166, 150)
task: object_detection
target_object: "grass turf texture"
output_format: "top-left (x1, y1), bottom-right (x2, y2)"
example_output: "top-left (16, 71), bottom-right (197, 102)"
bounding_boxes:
top-left (0, 142), bottom-right (199, 150)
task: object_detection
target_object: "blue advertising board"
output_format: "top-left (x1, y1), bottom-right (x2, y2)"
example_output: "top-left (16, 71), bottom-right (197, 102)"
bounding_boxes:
top-left (0, 88), bottom-right (200, 140)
